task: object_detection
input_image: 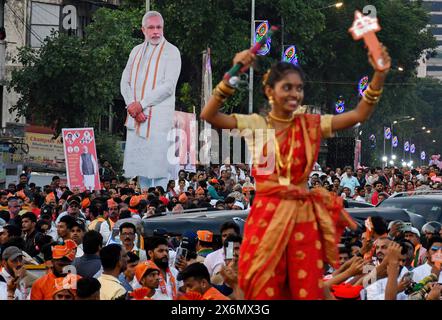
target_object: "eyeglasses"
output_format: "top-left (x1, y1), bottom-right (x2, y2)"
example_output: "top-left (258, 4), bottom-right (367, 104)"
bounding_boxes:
top-left (121, 232), bottom-right (135, 237)
top-left (431, 246), bottom-right (442, 251)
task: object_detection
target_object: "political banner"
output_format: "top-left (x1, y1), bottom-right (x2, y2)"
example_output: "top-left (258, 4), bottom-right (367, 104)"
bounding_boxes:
top-left (62, 128), bottom-right (100, 192)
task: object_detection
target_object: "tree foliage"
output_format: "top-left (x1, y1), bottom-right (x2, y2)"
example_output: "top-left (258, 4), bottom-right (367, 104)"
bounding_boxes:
top-left (7, 0), bottom-right (441, 167)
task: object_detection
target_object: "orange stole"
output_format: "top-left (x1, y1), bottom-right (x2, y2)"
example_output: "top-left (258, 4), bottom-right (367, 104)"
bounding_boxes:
top-left (238, 114), bottom-right (354, 300)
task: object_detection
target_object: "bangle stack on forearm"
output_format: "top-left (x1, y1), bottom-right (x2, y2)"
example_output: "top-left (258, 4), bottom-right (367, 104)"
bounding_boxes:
top-left (362, 84), bottom-right (383, 105)
top-left (212, 80), bottom-right (236, 103)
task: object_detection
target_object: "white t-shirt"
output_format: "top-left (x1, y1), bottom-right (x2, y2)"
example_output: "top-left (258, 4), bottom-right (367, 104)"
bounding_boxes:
top-left (412, 262), bottom-right (442, 283)
top-left (151, 267), bottom-right (180, 300)
top-left (204, 248), bottom-right (225, 277)
top-left (364, 267), bottom-right (409, 300)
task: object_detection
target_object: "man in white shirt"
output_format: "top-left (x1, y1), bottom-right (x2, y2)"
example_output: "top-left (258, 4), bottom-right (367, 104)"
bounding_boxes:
top-left (204, 222), bottom-right (240, 280)
top-left (121, 11), bottom-right (181, 189)
top-left (412, 236), bottom-right (442, 284)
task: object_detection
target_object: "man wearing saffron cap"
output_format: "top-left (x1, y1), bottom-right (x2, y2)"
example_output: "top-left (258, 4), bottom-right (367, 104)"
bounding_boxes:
top-left (131, 260), bottom-right (161, 300)
top-left (31, 240), bottom-right (81, 300)
top-left (196, 230), bottom-right (214, 260)
top-left (121, 11), bottom-right (181, 189)
top-left (52, 276), bottom-right (77, 300)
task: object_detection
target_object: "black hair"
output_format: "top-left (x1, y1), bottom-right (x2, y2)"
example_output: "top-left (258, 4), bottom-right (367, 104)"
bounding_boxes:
top-left (178, 262), bottom-right (210, 283)
top-left (224, 196), bottom-right (236, 204)
top-left (36, 219), bottom-right (51, 233)
top-left (41, 242), bottom-right (57, 261)
top-left (0, 210), bottom-right (10, 223)
top-left (374, 181), bottom-right (384, 187)
top-left (34, 234), bottom-right (54, 254)
top-left (52, 176), bottom-right (60, 181)
top-left (3, 225), bottom-right (22, 238)
top-left (398, 239), bottom-right (414, 256)
top-left (21, 212), bottom-right (37, 223)
top-left (148, 187), bottom-right (156, 193)
top-left (428, 236), bottom-right (442, 248)
top-left (3, 237), bottom-right (25, 250)
top-left (59, 215), bottom-right (76, 230)
top-left (76, 277), bottom-right (101, 298)
top-left (220, 221), bottom-right (240, 235)
top-left (127, 251), bottom-right (140, 264)
top-left (19, 173), bottom-right (27, 178)
top-left (371, 216), bottom-right (388, 236)
top-left (264, 62), bottom-right (306, 91)
top-left (119, 222), bottom-right (136, 234)
top-left (83, 231), bottom-right (103, 254)
top-left (89, 201), bottom-right (105, 219)
top-left (119, 210), bottom-right (132, 220)
top-left (338, 246), bottom-right (351, 255)
top-left (222, 234), bottom-right (243, 248)
top-left (156, 186), bottom-right (165, 195)
top-left (100, 244), bottom-right (122, 271)
top-left (146, 236), bottom-right (169, 252)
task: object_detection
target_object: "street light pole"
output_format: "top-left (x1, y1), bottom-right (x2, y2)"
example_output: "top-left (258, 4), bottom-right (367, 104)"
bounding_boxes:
top-left (146, 0), bottom-right (150, 11)
top-left (249, 0), bottom-right (255, 114)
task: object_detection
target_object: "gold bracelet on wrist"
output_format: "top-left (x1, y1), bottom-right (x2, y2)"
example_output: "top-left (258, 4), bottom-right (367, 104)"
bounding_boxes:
top-left (217, 81), bottom-right (235, 95)
top-left (362, 95), bottom-right (379, 105)
top-left (366, 84), bottom-right (383, 95)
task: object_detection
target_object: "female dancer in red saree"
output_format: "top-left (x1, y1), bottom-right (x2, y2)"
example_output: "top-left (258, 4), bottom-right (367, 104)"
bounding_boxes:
top-left (201, 46), bottom-right (391, 299)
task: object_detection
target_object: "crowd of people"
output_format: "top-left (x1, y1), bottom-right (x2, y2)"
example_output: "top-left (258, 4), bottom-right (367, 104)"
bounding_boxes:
top-left (309, 164), bottom-right (442, 205)
top-left (0, 161), bottom-right (441, 300)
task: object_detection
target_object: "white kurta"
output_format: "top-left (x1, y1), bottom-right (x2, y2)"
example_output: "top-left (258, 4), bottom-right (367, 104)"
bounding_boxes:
top-left (121, 38), bottom-right (181, 178)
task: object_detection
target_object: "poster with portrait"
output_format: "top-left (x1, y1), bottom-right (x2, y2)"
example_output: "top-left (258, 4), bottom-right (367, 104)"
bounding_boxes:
top-left (62, 128), bottom-right (100, 192)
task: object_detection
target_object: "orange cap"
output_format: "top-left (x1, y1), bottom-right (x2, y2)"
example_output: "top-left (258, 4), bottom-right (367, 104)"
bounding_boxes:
top-left (130, 196), bottom-right (141, 208)
top-left (107, 198), bottom-right (118, 208)
top-left (179, 193), bottom-right (188, 203)
top-left (197, 230), bottom-right (213, 243)
top-left (135, 260), bottom-right (161, 283)
top-left (81, 198), bottom-right (91, 209)
top-left (52, 240), bottom-right (77, 261)
top-left (52, 275), bottom-right (78, 298)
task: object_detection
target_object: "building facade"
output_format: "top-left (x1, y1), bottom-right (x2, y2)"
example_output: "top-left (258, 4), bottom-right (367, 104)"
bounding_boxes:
top-left (420, 0), bottom-right (442, 78)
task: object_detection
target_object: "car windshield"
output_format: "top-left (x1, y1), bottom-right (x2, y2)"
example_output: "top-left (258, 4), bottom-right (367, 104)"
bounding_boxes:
top-left (379, 200), bottom-right (442, 222)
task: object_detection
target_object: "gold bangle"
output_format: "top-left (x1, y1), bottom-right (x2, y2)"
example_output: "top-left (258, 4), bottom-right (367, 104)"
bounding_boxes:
top-left (214, 87), bottom-right (228, 99)
top-left (364, 91), bottom-right (381, 100)
top-left (362, 95), bottom-right (379, 105)
top-left (364, 92), bottom-right (380, 101)
top-left (217, 81), bottom-right (235, 96)
top-left (367, 84), bottom-right (383, 95)
top-left (218, 81), bottom-right (235, 94)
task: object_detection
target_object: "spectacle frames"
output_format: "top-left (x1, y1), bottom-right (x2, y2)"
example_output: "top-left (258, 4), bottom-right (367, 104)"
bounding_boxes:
top-left (431, 246), bottom-right (442, 251)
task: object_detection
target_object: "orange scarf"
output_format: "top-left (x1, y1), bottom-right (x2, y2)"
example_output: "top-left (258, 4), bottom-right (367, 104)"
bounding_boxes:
top-left (158, 268), bottom-right (177, 300)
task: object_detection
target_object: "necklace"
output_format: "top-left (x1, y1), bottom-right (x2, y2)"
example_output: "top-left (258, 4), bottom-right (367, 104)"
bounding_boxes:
top-left (267, 118), bottom-right (296, 186)
top-left (268, 112), bottom-right (295, 123)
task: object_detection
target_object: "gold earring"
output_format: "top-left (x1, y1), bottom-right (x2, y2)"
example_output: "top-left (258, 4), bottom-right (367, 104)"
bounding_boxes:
top-left (268, 96), bottom-right (274, 106)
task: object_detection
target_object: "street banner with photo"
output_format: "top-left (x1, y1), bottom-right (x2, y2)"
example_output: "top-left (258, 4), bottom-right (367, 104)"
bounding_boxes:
top-left (24, 128), bottom-right (65, 171)
top-left (62, 128), bottom-right (100, 192)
